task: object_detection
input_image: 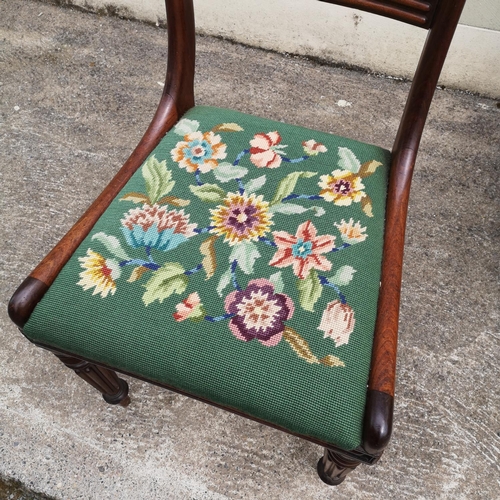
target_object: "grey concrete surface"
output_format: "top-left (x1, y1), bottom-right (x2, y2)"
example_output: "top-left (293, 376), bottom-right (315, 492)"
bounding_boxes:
top-left (1, 1), bottom-right (499, 498)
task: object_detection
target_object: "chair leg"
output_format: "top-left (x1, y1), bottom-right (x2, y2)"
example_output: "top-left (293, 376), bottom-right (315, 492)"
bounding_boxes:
top-left (316, 448), bottom-right (361, 485)
top-left (52, 351), bottom-right (130, 406)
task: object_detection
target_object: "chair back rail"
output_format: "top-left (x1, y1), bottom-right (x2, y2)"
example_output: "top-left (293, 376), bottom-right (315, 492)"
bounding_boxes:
top-left (319, 0), bottom-right (439, 28)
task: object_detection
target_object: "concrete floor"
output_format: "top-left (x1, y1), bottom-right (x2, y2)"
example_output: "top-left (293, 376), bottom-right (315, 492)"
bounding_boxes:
top-left (1, 1), bottom-right (499, 498)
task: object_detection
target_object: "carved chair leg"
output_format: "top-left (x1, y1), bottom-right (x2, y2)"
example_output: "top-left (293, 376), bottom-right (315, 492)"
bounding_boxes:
top-left (316, 448), bottom-right (361, 485)
top-left (52, 352), bottom-right (130, 406)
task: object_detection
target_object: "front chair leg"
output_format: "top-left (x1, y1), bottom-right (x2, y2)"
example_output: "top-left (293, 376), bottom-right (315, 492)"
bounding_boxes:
top-left (52, 351), bottom-right (130, 406)
top-left (316, 448), bottom-right (361, 485)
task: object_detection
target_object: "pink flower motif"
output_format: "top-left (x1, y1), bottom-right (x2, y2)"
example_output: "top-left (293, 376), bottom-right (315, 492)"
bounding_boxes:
top-left (302, 140), bottom-right (327, 156)
top-left (269, 221), bottom-right (336, 280)
top-left (173, 292), bottom-right (205, 322)
top-left (317, 300), bottom-right (355, 347)
top-left (249, 131), bottom-right (286, 168)
top-left (224, 279), bottom-right (294, 347)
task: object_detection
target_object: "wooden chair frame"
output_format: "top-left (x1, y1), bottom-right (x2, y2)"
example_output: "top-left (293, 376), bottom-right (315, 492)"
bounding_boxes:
top-left (8, 0), bottom-right (466, 484)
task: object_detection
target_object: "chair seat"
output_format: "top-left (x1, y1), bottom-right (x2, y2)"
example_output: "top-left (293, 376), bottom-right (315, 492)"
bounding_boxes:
top-left (23, 106), bottom-right (390, 450)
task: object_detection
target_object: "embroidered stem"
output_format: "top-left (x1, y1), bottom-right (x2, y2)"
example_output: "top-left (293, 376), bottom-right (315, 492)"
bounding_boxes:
top-left (184, 264), bottom-right (203, 275)
top-left (205, 313), bottom-right (235, 322)
top-left (233, 149), bottom-right (250, 166)
top-left (230, 259), bottom-right (241, 290)
top-left (236, 178), bottom-right (245, 195)
top-left (194, 170), bottom-right (203, 186)
top-left (194, 226), bottom-right (215, 234)
top-left (281, 155), bottom-right (309, 164)
top-left (282, 193), bottom-right (323, 202)
top-left (119, 259), bottom-right (160, 271)
top-left (330, 243), bottom-right (351, 253)
top-left (318, 275), bottom-right (347, 304)
top-left (258, 236), bottom-right (277, 247)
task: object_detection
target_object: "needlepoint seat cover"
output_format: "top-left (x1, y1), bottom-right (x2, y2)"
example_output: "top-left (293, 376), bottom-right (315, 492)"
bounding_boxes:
top-left (23, 106), bottom-right (390, 451)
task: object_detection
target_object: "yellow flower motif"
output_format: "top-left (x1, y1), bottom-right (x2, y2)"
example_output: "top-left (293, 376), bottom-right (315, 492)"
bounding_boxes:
top-left (77, 250), bottom-right (121, 298)
top-left (318, 169), bottom-right (365, 206)
top-left (210, 192), bottom-right (273, 245)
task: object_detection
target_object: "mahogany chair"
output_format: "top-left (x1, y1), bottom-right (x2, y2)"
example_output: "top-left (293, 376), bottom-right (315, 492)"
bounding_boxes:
top-left (8, 0), bottom-right (467, 485)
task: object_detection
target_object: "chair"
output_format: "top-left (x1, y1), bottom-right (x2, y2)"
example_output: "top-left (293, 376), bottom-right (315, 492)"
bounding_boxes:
top-left (8, 0), bottom-right (467, 485)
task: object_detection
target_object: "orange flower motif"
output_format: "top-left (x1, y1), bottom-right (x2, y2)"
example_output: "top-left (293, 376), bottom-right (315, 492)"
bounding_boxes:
top-left (334, 218), bottom-right (367, 244)
top-left (77, 250), bottom-right (121, 298)
top-left (249, 131), bottom-right (286, 168)
top-left (269, 220), bottom-right (335, 280)
top-left (171, 131), bottom-right (227, 173)
top-left (173, 292), bottom-right (205, 322)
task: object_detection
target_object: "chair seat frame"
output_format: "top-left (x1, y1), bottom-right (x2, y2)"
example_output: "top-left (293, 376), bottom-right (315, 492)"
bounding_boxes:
top-left (8, 0), bottom-right (466, 484)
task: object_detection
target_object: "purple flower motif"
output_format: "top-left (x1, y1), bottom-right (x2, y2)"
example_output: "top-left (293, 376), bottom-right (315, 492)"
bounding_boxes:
top-left (224, 279), bottom-right (294, 347)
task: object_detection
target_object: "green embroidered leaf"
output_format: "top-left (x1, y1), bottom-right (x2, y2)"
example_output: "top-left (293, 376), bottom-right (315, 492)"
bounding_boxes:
top-left (297, 269), bottom-right (322, 312)
top-left (244, 175), bottom-right (266, 194)
top-left (361, 194), bottom-right (374, 217)
top-left (217, 268), bottom-right (232, 297)
top-left (268, 271), bottom-right (284, 294)
top-left (142, 262), bottom-right (188, 306)
top-left (319, 355), bottom-right (345, 367)
top-left (359, 160), bottom-right (382, 178)
top-left (189, 183), bottom-right (226, 203)
top-left (310, 206), bottom-right (326, 217)
top-left (268, 203), bottom-right (308, 215)
top-left (120, 192), bottom-right (150, 204)
top-left (329, 265), bottom-right (356, 286)
top-left (173, 118), bottom-right (199, 136)
top-left (143, 156), bottom-right (175, 205)
top-left (229, 240), bottom-right (260, 275)
top-left (213, 162), bottom-right (248, 183)
top-left (156, 195), bottom-right (190, 207)
top-left (282, 327), bottom-right (320, 364)
top-left (92, 232), bottom-right (131, 260)
top-left (337, 147), bottom-right (361, 173)
top-left (200, 235), bottom-right (218, 280)
top-left (270, 171), bottom-right (317, 205)
top-left (188, 304), bottom-right (207, 322)
top-left (127, 266), bottom-right (149, 283)
top-left (212, 123), bottom-right (244, 132)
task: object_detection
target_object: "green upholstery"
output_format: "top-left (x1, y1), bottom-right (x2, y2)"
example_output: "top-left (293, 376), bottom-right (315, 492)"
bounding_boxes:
top-left (24, 106), bottom-right (390, 450)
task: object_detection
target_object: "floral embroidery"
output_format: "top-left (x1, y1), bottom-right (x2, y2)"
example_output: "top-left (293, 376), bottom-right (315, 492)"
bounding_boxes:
top-left (249, 132), bottom-right (287, 168)
top-left (173, 292), bottom-right (205, 322)
top-left (318, 300), bottom-right (355, 347)
top-left (210, 192), bottom-right (273, 245)
top-left (318, 169), bottom-right (366, 206)
top-left (302, 140), bottom-right (327, 156)
top-left (77, 250), bottom-right (121, 298)
top-left (269, 221), bottom-right (335, 279)
top-left (77, 115), bottom-right (385, 368)
top-left (334, 218), bottom-right (367, 244)
top-left (225, 279), bottom-right (294, 346)
top-left (121, 204), bottom-right (197, 251)
top-left (171, 131), bottom-right (227, 173)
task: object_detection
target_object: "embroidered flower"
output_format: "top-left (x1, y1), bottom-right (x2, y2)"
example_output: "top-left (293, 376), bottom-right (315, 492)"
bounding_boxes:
top-left (318, 169), bottom-right (366, 206)
top-left (318, 300), bottom-right (355, 347)
top-left (210, 192), bottom-right (273, 245)
top-left (249, 131), bottom-right (287, 168)
top-left (171, 131), bottom-right (227, 173)
top-left (77, 249), bottom-right (121, 298)
top-left (121, 204), bottom-right (197, 251)
top-left (269, 220), bottom-right (335, 279)
top-left (302, 140), bottom-right (327, 156)
top-left (173, 292), bottom-right (205, 322)
top-left (224, 279), bottom-right (294, 346)
top-left (334, 218), bottom-right (367, 244)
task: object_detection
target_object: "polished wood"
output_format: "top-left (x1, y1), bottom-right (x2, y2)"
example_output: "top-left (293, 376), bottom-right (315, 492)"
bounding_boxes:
top-left (51, 350), bottom-right (130, 406)
top-left (319, 0), bottom-right (439, 28)
top-left (317, 449), bottom-right (362, 485)
top-left (7, 0), bottom-right (468, 483)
